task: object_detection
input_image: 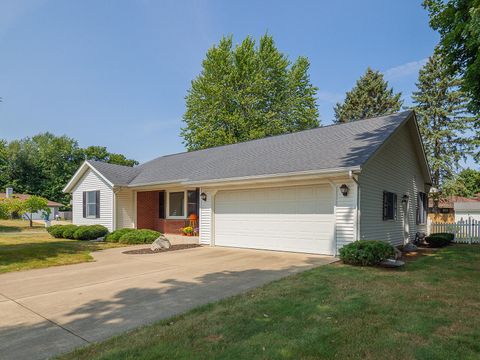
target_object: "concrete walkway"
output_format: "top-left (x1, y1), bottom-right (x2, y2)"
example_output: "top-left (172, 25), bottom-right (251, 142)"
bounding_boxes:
top-left (0, 246), bottom-right (335, 360)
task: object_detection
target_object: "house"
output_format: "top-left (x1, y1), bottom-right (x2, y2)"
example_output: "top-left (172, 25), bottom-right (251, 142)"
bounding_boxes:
top-left (428, 195), bottom-right (480, 223)
top-left (454, 197), bottom-right (480, 222)
top-left (63, 110), bottom-right (431, 255)
top-left (0, 188), bottom-right (63, 220)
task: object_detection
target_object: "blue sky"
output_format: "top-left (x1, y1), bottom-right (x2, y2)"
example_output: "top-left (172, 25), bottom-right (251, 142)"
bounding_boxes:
top-left (0, 0), bottom-right (442, 164)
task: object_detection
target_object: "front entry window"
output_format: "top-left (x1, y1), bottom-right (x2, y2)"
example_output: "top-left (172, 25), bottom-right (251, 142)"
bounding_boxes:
top-left (169, 192), bottom-right (184, 217)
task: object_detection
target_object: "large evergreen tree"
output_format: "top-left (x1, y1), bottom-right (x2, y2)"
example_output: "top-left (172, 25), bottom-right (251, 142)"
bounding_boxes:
top-left (181, 35), bottom-right (319, 151)
top-left (334, 68), bottom-right (403, 123)
top-left (412, 52), bottom-right (476, 202)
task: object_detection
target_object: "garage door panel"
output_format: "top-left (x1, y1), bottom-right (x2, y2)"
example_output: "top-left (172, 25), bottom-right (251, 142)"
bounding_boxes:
top-left (214, 185), bottom-right (335, 255)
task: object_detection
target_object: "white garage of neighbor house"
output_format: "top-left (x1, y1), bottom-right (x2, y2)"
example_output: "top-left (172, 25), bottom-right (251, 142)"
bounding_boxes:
top-left (63, 111), bottom-right (432, 255)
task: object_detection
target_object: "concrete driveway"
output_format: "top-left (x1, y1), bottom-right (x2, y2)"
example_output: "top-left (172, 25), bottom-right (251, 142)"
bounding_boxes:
top-left (0, 245), bottom-right (335, 360)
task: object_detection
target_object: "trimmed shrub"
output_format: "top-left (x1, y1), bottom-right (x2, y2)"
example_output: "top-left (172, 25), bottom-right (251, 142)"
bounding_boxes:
top-left (118, 229), bottom-right (161, 244)
top-left (73, 225), bottom-right (109, 240)
top-left (61, 225), bottom-right (79, 239)
top-left (426, 233), bottom-right (454, 248)
top-left (47, 225), bottom-right (65, 238)
top-left (105, 228), bottom-right (136, 242)
top-left (339, 240), bottom-right (395, 266)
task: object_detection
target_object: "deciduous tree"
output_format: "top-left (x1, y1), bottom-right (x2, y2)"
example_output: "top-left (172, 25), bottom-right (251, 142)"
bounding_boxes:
top-left (181, 35), bottom-right (319, 151)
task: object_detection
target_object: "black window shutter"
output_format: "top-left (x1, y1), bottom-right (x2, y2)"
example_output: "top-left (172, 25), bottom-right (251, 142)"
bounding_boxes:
top-left (383, 191), bottom-right (387, 220)
top-left (393, 194), bottom-right (397, 220)
top-left (159, 191), bottom-right (165, 219)
top-left (95, 190), bottom-right (100, 218)
top-left (83, 191), bottom-right (86, 218)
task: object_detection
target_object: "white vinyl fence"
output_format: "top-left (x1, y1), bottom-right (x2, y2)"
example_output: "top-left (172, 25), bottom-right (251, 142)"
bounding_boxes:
top-left (430, 218), bottom-right (480, 244)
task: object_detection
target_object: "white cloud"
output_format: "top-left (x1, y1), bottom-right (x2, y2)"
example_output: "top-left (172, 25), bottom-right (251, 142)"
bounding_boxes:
top-left (384, 58), bottom-right (428, 80)
top-left (317, 91), bottom-right (344, 104)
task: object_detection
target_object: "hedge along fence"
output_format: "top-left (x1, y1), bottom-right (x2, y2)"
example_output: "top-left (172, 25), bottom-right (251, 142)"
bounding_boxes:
top-left (430, 218), bottom-right (480, 244)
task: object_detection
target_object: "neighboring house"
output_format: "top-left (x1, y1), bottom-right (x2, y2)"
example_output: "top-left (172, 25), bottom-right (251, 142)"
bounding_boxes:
top-left (64, 111), bottom-right (431, 255)
top-left (454, 200), bottom-right (480, 222)
top-left (428, 196), bottom-right (480, 223)
top-left (0, 188), bottom-right (63, 220)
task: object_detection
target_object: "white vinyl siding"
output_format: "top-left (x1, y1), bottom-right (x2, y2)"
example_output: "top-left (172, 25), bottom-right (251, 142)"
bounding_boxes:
top-left (116, 188), bottom-right (135, 229)
top-left (359, 123), bottom-right (428, 246)
top-left (213, 184), bottom-right (335, 255)
top-left (199, 189), bottom-right (213, 245)
top-left (334, 181), bottom-right (357, 252)
top-left (72, 169), bottom-right (114, 231)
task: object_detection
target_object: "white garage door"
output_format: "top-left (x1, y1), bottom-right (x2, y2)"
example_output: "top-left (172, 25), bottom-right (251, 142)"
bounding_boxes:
top-left (214, 185), bottom-right (335, 255)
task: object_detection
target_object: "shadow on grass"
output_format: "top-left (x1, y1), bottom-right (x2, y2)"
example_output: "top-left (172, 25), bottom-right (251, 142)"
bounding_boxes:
top-left (0, 225), bottom-right (22, 233)
top-left (0, 241), bottom-right (104, 272)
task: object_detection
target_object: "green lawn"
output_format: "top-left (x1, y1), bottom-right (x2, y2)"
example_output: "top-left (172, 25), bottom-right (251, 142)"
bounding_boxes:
top-left (0, 220), bottom-right (126, 273)
top-left (59, 245), bottom-right (480, 360)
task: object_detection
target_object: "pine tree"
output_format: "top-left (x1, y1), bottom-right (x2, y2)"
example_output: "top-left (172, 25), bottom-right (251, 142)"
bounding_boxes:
top-left (181, 35), bottom-right (319, 151)
top-left (412, 52), bottom-right (476, 207)
top-left (334, 68), bottom-right (403, 123)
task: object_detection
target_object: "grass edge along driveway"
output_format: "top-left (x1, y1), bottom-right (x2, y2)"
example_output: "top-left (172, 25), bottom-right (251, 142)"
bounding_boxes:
top-left (59, 245), bottom-right (480, 360)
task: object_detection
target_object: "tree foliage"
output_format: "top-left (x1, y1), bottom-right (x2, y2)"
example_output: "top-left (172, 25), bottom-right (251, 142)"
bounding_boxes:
top-left (181, 35), bottom-right (320, 151)
top-left (424, 0), bottom-right (480, 114)
top-left (1, 195), bottom-right (50, 227)
top-left (443, 168), bottom-right (480, 197)
top-left (334, 68), bottom-right (403, 123)
top-left (412, 52), bottom-right (476, 200)
top-left (0, 133), bottom-right (138, 207)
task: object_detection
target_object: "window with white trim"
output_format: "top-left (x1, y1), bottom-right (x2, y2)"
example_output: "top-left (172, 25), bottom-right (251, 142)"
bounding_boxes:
top-left (169, 192), bottom-right (184, 217)
top-left (83, 190), bottom-right (100, 218)
top-left (383, 191), bottom-right (397, 220)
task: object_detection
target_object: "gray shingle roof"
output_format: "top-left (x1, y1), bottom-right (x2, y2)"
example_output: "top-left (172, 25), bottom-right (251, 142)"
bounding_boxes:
top-left (87, 160), bottom-right (141, 186)
top-left (90, 111), bottom-right (413, 187)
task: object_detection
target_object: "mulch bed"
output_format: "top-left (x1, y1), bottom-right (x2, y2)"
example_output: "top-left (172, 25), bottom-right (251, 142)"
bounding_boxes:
top-left (122, 244), bottom-right (201, 255)
top-left (401, 246), bottom-right (439, 262)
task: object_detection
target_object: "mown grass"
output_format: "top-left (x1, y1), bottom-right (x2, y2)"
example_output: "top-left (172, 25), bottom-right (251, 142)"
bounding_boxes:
top-left (0, 220), bottom-right (126, 273)
top-left (59, 245), bottom-right (480, 360)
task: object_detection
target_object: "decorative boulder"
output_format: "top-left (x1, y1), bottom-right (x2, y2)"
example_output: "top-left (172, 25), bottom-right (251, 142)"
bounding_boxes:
top-left (403, 242), bottom-right (418, 253)
top-left (380, 259), bottom-right (405, 268)
top-left (90, 237), bottom-right (105, 242)
top-left (150, 236), bottom-right (171, 251)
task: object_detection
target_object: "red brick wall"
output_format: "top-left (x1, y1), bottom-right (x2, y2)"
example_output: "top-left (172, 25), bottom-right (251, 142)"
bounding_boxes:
top-left (136, 191), bottom-right (186, 234)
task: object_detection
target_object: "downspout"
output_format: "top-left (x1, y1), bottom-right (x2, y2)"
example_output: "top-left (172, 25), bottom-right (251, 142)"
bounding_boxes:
top-left (349, 170), bottom-right (361, 241)
top-left (112, 187), bottom-right (120, 231)
top-left (327, 180), bottom-right (338, 256)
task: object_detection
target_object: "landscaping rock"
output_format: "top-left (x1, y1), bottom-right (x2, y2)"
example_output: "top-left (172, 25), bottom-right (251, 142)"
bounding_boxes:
top-left (90, 237), bottom-right (105, 242)
top-left (380, 259), bottom-right (405, 268)
top-left (402, 242), bottom-right (418, 253)
top-left (151, 236), bottom-right (171, 251)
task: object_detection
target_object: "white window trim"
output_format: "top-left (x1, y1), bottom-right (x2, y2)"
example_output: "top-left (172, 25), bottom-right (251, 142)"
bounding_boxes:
top-left (166, 190), bottom-right (187, 219)
top-left (86, 190), bottom-right (98, 219)
top-left (166, 189), bottom-right (197, 220)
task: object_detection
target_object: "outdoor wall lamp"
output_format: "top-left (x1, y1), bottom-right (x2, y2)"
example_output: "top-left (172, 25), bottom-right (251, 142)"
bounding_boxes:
top-left (340, 184), bottom-right (349, 197)
top-left (201, 192), bottom-right (207, 202)
top-left (402, 194), bottom-right (409, 204)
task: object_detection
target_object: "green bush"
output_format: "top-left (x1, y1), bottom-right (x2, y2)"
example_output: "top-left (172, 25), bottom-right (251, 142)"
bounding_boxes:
top-left (47, 225), bottom-right (65, 238)
top-left (73, 225), bottom-right (109, 240)
top-left (339, 240), bottom-right (395, 266)
top-left (105, 228), bottom-right (136, 242)
top-left (426, 233), bottom-right (454, 248)
top-left (118, 229), bottom-right (161, 244)
top-left (61, 225), bottom-right (78, 239)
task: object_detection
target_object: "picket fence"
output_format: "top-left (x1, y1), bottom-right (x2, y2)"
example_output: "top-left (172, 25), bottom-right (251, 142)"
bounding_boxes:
top-left (430, 218), bottom-right (480, 244)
